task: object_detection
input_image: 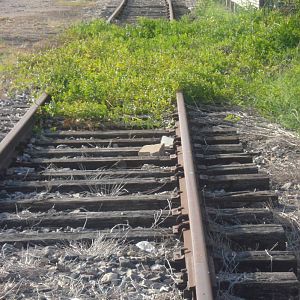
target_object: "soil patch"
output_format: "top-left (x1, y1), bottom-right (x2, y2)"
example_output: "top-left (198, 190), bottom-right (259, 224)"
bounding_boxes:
top-left (0, 0), bottom-right (116, 58)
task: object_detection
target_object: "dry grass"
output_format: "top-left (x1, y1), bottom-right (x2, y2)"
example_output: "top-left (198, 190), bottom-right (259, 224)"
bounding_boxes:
top-left (224, 109), bottom-right (300, 186)
top-left (274, 208), bottom-right (300, 251)
top-left (85, 172), bottom-right (128, 196)
top-left (0, 232), bottom-right (183, 299)
top-left (66, 232), bottom-right (124, 257)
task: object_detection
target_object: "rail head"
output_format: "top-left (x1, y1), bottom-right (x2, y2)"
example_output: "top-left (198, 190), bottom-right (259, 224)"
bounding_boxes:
top-left (176, 91), bottom-right (214, 299)
top-left (106, 0), bottom-right (128, 24)
top-left (166, 0), bottom-right (175, 21)
top-left (0, 92), bottom-right (49, 174)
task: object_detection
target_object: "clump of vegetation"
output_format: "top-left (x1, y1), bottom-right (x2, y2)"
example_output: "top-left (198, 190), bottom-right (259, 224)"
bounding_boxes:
top-left (6, 1), bottom-right (300, 130)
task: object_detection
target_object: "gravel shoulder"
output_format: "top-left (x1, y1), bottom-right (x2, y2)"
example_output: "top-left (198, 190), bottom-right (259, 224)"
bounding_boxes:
top-left (231, 109), bottom-right (300, 206)
top-left (232, 109), bottom-right (300, 253)
top-left (0, 231), bottom-right (183, 299)
top-left (206, 106), bottom-right (300, 253)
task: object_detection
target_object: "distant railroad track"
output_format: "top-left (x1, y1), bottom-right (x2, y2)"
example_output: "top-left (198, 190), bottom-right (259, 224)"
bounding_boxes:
top-left (107, 0), bottom-right (174, 23)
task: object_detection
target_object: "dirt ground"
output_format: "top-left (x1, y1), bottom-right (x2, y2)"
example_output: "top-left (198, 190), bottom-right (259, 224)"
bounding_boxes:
top-left (0, 0), bottom-right (116, 59)
top-left (0, 0), bottom-right (119, 97)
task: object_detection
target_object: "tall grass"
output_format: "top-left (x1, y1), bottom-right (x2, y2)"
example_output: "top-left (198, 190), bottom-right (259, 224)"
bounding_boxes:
top-left (6, 2), bottom-right (300, 130)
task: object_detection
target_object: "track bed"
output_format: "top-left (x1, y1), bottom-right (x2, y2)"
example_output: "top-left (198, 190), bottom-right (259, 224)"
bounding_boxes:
top-left (0, 93), bottom-right (299, 299)
top-left (0, 123), bottom-right (186, 298)
top-left (186, 103), bottom-right (299, 299)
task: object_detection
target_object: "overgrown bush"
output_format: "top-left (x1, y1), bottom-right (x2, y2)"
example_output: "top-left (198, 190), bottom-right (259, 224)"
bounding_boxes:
top-left (7, 2), bottom-right (300, 130)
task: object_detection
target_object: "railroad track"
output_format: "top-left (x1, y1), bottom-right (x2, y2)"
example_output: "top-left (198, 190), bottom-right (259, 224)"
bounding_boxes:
top-left (184, 96), bottom-right (299, 299)
top-left (0, 89), bottom-right (210, 300)
top-left (0, 92), bottom-right (210, 299)
top-left (0, 4), bottom-right (299, 299)
top-left (107, 0), bottom-right (175, 23)
top-left (1, 91), bottom-right (299, 299)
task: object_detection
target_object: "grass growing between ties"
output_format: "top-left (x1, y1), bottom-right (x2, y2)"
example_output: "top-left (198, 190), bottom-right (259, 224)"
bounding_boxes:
top-left (5, 1), bottom-right (300, 130)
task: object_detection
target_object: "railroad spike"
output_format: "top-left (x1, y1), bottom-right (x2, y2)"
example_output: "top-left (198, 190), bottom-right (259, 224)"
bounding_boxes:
top-left (176, 214), bottom-right (189, 224)
top-left (170, 154), bottom-right (177, 160)
top-left (183, 289), bottom-right (193, 299)
top-left (173, 221), bottom-right (190, 234)
top-left (172, 206), bottom-right (183, 216)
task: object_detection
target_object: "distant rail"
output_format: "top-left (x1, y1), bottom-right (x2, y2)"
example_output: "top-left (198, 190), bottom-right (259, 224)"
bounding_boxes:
top-left (107, 0), bottom-right (174, 24)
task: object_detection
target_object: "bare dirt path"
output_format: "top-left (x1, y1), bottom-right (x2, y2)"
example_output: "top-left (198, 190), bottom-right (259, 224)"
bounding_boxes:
top-left (0, 0), bottom-right (117, 58)
top-left (0, 0), bottom-right (119, 97)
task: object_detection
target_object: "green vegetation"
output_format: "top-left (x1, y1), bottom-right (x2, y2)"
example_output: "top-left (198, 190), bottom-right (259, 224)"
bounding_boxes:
top-left (6, 2), bottom-right (300, 130)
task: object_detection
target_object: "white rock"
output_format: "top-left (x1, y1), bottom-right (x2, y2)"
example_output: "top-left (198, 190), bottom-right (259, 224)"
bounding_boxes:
top-left (282, 182), bottom-right (292, 190)
top-left (136, 241), bottom-right (156, 253)
top-left (42, 246), bottom-right (56, 257)
top-left (150, 264), bottom-right (165, 272)
top-left (160, 286), bottom-right (171, 292)
top-left (101, 272), bottom-right (118, 284)
top-left (161, 136), bottom-right (174, 147)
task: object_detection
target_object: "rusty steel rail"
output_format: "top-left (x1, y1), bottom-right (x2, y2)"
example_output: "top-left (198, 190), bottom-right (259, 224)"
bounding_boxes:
top-left (107, 0), bottom-right (174, 23)
top-left (176, 91), bottom-right (214, 299)
top-left (106, 0), bottom-right (128, 23)
top-left (0, 93), bottom-right (49, 174)
top-left (166, 0), bottom-right (174, 20)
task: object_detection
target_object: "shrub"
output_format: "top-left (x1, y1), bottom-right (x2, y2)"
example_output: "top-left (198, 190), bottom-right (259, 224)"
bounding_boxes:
top-left (7, 2), bottom-right (300, 130)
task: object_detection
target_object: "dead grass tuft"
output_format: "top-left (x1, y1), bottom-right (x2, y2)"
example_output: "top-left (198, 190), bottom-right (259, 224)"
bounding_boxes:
top-left (0, 231), bottom-right (183, 299)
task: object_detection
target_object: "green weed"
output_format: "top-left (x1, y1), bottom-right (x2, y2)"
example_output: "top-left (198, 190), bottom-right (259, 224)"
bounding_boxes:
top-left (224, 114), bottom-right (241, 123)
top-left (6, 2), bottom-right (300, 130)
